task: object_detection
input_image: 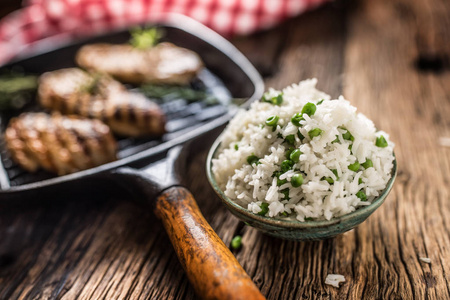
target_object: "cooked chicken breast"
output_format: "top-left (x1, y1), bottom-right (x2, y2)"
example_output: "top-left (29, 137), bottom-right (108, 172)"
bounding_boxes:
top-left (5, 113), bottom-right (117, 175)
top-left (38, 68), bottom-right (166, 137)
top-left (76, 42), bottom-right (203, 85)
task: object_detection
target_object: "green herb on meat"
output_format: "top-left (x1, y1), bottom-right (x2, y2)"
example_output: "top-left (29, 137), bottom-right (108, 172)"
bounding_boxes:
top-left (0, 72), bottom-right (38, 111)
top-left (130, 27), bottom-right (162, 49)
top-left (139, 83), bottom-right (218, 105)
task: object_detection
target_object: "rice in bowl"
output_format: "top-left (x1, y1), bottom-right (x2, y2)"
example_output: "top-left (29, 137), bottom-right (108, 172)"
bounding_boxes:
top-left (211, 79), bottom-right (395, 221)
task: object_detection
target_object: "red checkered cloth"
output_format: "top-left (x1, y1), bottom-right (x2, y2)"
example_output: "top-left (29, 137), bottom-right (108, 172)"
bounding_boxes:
top-left (0, 0), bottom-right (328, 65)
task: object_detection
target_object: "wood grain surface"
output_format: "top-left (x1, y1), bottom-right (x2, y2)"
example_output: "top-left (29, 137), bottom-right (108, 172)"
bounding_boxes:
top-left (0, 0), bottom-right (449, 299)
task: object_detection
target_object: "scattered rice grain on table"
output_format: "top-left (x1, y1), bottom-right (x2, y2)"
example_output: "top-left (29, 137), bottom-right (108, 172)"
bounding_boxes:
top-left (420, 257), bottom-right (431, 264)
top-left (325, 274), bottom-right (346, 288)
top-left (212, 79), bottom-right (395, 221)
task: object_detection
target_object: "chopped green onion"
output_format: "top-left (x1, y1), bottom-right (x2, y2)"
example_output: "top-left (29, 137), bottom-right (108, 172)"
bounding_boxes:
top-left (281, 160), bottom-right (294, 173)
top-left (308, 128), bottom-right (323, 139)
top-left (285, 134), bottom-right (295, 145)
top-left (317, 99), bottom-right (325, 105)
top-left (358, 178), bottom-right (363, 184)
top-left (291, 113), bottom-right (304, 126)
top-left (348, 161), bottom-right (360, 172)
top-left (234, 144), bottom-right (239, 150)
top-left (342, 130), bottom-right (354, 141)
top-left (277, 178), bottom-right (287, 186)
top-left (301, 102), bottom-right (317, 116)
top-left (297, 131), bottom-right (305, 140)
top-left (332, 136), bottom-right (340, 143)
top-left (331, 169), bottom-right (339, 180)
top-left (356, 190), bottom-right (367, 201)
top-left (262, 92), bottom-right (283, 105)
top-left (230, 235), bottom-right (242, 250)
top-left (281, 212), bottom-right (288, 217)
top-left (265, 115), bottom-right (279, 128)
top-left (290, 149), bottom-right (302, 163)
top-left (280, 188), bottom-right (290, 200)
top-left (376, 135), bottom-right (388, 148)
top-left (285, 147), bottom-right (295, 159)
top-left (305, 217), bottom-right (314, 221)
top-left (258, 203), bottom-right (269, 216)
top-left (291, 174), bottom-right (303, 187)
top-left (322, 176), bottom-right (334, 184)
top-left (362, 159), bottom-right (373, 169)
top-left (247, 154), bottom-right (260, 166)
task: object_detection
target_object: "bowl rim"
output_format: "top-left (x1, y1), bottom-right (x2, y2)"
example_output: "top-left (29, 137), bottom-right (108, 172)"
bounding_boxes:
top-left (206, 135), bottom-right (397, 229)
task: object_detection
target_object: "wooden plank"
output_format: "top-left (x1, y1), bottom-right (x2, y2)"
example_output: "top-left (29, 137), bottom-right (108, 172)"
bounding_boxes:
top-left (0, 0), bottom-right (449, 298)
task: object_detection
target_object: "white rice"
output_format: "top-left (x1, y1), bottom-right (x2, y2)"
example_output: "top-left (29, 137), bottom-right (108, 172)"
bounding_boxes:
top-left (212, 79), bottom-right (395, 221)
top-left (325, 274), bottom-right (346, 288)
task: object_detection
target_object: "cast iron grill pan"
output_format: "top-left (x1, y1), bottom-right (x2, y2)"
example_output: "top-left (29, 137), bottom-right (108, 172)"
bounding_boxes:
top-left (0, 14), bottom-right (266, 300)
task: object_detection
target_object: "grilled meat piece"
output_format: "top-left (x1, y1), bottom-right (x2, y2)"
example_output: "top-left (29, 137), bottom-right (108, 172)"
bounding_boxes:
top-left (5, 113), bottom-right (117, 175)
top-left (38, 68), bottom-right (166, 137)
top-left (76, 42), bottom-right (203, 85)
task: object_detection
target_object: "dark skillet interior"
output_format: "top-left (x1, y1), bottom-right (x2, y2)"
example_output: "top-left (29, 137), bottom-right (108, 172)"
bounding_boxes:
top-left (0, 19), bottom-right (264, 195)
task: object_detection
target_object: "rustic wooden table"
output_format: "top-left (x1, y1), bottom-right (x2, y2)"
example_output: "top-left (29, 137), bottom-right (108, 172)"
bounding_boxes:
top-left (1, 0), bottom-right (449, 299)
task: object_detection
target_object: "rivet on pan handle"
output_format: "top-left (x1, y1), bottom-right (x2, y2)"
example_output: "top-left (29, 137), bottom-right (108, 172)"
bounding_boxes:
top-left (155, 186), bottom-right (265, 300)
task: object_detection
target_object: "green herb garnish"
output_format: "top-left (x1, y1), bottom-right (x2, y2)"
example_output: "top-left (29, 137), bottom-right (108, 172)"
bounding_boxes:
top-left (348, 161), bottom-right (360, 172)
top-left (258, 203), bottom-right (269, 216)
top-left (262, 91), bottom-right (283, 105)
top-left (130, 27), bottom-right (162, 49)
top-left (0, 72), bottom-right (37, 111)
top-left (356, 190), bottom-right (367, 201)
top-left (362, 159), bottom-right (373, 169)
top-left (308, 128), bottom-right (323, 139)
top-left (247, 154), bottom-right (260, 166)
top-left (301, 102), bottom-right (317, 116)
top-left (139, 84), bottom-right (218, 105)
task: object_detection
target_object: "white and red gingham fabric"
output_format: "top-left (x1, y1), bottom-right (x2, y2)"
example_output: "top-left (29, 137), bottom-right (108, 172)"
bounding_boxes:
top-left (0, 0), bottom-right (328, 65)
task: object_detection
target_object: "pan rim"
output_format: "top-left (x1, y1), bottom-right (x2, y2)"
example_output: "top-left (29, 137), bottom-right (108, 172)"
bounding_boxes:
top-left (0, 13), bottom-right (264, 193)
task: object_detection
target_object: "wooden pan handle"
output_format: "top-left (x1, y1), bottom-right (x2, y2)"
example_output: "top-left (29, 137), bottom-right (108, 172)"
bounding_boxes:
top-left (154, 186), bottom-right (265, 300)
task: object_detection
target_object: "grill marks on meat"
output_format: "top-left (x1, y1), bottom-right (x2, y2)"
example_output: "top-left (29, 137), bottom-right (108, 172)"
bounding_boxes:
top-left (38, 68), bottom-right (166, 137)
top-left (5, 113), bottom-right (117, 175)
top-left (76, 42), bottom-right (203, 85)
